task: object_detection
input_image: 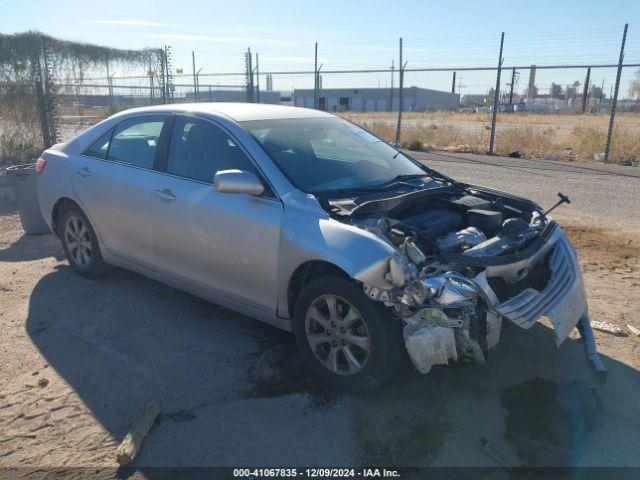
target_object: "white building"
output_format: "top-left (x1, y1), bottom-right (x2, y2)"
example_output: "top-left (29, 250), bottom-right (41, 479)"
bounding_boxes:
top-left (293, 86), bottom-right (460, 112)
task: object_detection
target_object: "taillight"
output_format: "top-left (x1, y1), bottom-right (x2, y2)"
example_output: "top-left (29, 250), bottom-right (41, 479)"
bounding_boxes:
top-left (36, 157), bottom-right (46, 174)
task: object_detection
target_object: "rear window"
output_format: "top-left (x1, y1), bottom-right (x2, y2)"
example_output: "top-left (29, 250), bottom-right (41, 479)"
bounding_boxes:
top-left (108, 118), bottom-right (165, 169)
top-left (84, 129), bottom-right (112, 159)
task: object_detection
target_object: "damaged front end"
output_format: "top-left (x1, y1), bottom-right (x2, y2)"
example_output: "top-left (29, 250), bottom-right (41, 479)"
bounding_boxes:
top-left (328, 183), bottom-right (604, 376)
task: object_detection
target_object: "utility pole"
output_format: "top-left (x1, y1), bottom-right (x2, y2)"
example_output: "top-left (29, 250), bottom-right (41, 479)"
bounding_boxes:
top-left (451, 71), bottom-right (456, 94)
top-left (604, 23), bottom-right (628, 164)
top-left (582, 67), bottom-right (591, 113)
top-left (395, 38), bottom-right (406, 145)
top-left (488, 32), bottom-right (504, 155)
top-left (389, 60), bottom-right (395, 112)
top-left (192, 51), bottom-right (198, 102)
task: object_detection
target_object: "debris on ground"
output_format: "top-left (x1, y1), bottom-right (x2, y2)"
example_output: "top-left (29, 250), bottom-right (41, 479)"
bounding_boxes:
top-left (627, 324), bottom-right (640, 337)
top-left (508, 151), bottom-right (522, 158)
top-left (544, 155), bottom-right (557, 161)
top-left (116, 402), bottom-right (160, 465)
top-left (590, 321), bottom-right (625, 336)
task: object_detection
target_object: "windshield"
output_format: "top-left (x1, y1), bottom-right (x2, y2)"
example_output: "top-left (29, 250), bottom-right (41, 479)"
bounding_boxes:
top-left (240, 117), bottom-right (426, 193)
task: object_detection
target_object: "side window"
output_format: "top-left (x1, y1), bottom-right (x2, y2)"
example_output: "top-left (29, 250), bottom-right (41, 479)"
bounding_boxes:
top-left (84, 129), bottom-right (112, 159)
top-left (107, 117), bottom-right (166, 169)
top-left (167, 116), bottom-right (259, 184)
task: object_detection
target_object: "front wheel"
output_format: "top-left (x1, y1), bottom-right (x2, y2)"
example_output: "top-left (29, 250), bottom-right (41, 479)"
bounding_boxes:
top-left (293, 276), bottom-right (404, 392)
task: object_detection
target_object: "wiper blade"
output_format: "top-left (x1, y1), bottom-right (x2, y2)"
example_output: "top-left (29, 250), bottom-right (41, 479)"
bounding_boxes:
top-left (392, 173), bottom-right (429, 181)
top-left (375, 173), bottom-right (430, 187)
top-left (323, 174), bottom-right (432, 195)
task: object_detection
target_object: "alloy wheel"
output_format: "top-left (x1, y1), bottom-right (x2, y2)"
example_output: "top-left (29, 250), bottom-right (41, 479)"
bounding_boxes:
top-left (64, 215), bottom-right (92, 268)
top-left (304, 294), bottom-right (370, 375)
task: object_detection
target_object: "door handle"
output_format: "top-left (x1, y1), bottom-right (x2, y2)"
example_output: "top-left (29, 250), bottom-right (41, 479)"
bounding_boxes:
top-left (154, 188), bottom-right (176, 202)
top-left (75, 166), bottom-right (91, 177)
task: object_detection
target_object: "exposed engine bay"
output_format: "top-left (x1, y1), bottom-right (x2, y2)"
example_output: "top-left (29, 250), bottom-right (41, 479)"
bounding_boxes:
top-left (323, 179), bottom-right (600, 375)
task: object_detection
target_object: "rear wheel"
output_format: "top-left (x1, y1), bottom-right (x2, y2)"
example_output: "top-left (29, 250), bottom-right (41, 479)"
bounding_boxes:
top-left (58, 205), bottom-right (110, 278)
top-left (293, 276), bottom-right (404, 392)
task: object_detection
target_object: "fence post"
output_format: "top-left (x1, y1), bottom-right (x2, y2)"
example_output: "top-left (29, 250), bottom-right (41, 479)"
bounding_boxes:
top-left (33, 35), bottom-right (57, 148)
top-left (105, 58), bottom-right (114, 114)
top-left (488, 32), bottom-right (504, 156)
top-left (451, 71), bottom-right (456, 94)
top-left (245, 48), bottom-right (254, 103)
top-left (256, 53), bottom-right (260, 103)
top-left (148, 58), bottom-right (155, 103)
top-left (604, 23), bottom-right (628, 164)
top-left (389, 60), bottom-right (394, 112)
top-left (192, 51), bottom-right (198, 102)
top-left (582, 67), bottom-right (591, 113)
top-left (508, 68), bottom-right (515, 104)
top-left (161, 46), bottom-right (173, 104)
top-left (395, 37), bottom-right (404, 145)
top-left (32, 52), bottom-right (52, 148)
top-left (314, 42), bottom-right (318, 109)
top-left (159, 48), bottom-right (166, 104)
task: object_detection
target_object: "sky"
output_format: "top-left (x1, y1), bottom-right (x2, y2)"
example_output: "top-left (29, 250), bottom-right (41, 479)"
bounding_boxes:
top-left (2, 0), bottom-right (640, 95)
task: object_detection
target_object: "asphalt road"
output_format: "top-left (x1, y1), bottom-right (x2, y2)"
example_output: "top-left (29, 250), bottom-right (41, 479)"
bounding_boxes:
top-left (412, 151), bottom-right (640, 232)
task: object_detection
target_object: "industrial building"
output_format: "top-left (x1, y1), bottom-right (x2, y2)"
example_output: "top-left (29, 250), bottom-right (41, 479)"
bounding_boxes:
top-left (293, 87), bottom-right (460, 112)
top-left (184, 89), bottom-right (280, 104)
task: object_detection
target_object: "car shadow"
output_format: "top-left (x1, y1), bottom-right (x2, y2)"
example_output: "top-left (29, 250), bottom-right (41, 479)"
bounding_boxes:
top-left (24, 266), bottom-right (640, 473)
top-left (0, 232), bottom-right (65, 262)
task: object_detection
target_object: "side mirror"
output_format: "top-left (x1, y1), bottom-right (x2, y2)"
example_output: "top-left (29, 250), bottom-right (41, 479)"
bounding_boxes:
top-left (213, 169), bottom-right (264, 196)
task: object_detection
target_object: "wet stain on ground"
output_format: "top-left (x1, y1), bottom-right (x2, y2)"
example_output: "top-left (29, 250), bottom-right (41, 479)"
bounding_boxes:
top-left (501, 377), bottom-right (601, 467)
top-left (243, 334), bottom-right (338, 408)
top-left (352, 365), bottom-right (453, 466)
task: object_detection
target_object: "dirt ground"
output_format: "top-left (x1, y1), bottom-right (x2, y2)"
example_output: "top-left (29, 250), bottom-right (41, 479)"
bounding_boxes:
top-left (1, 162), bottom-right (640, 475)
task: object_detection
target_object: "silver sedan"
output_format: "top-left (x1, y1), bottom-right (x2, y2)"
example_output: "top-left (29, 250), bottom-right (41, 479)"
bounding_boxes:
top-left (36, 103), bottom-right (604, 391)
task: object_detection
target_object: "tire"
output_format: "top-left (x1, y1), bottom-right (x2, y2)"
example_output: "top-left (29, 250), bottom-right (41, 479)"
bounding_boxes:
top-left (293, 275), bottom-right (404, 392)
top-left (58, 204), bottom-right (111, 278)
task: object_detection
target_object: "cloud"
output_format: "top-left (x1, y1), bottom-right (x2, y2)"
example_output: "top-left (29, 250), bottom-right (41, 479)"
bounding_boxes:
top-left (147, 33), bottom-right (296, 48)
top-left (87, 19), bottom-right (167, 27)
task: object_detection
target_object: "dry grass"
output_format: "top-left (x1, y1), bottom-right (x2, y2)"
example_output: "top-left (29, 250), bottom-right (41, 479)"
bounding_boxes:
top-left (343, 111), bottom-right (640, 165)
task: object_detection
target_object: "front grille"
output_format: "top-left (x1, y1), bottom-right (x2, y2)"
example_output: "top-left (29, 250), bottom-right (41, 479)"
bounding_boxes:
top-left (494, 234), bottom-right (577, 328)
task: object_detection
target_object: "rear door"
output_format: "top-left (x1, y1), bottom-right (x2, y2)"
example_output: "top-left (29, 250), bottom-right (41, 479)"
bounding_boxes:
top-left (72, 114), bottom-right (171, 267)
top-left (148, 115), bottom-right (283, 314)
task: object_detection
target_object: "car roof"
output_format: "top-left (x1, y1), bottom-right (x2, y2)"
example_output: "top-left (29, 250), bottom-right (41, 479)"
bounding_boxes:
top-left (114, 102), bottom-right (334, 122)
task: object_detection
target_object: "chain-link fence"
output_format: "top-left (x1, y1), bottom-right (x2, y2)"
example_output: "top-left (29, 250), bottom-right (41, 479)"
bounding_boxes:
top-left (0, 32), bottom-right (170, 165)
top-left (0, 32), bottom-right (51, 164)
top-left (2, 28), bottom-right (639, 166)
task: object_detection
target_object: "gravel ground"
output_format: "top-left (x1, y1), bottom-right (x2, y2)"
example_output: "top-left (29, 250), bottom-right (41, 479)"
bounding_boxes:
top-left (1, 155), bottom-right (639, 474)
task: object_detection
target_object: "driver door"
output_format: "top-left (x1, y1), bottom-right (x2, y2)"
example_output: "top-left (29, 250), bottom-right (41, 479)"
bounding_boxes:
top-left (149, 115), bottom-right (283, 315)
